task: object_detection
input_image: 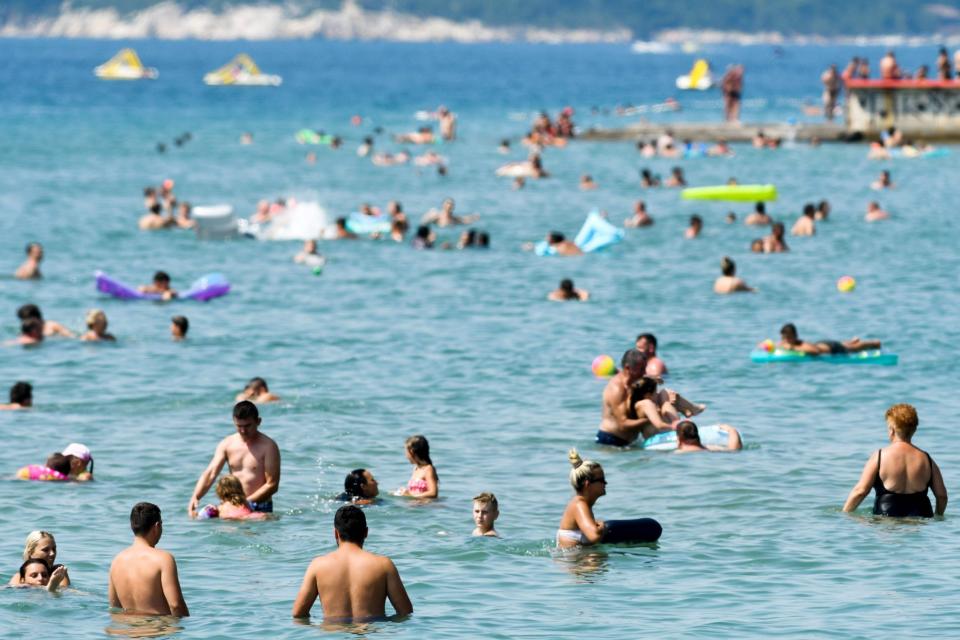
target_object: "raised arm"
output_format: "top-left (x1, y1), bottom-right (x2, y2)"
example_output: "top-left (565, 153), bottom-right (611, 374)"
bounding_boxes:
top-left (291, 562), bottom-right (319, 618)
top-left (931, 458), bottom-right (948, 516)
top-left (188, 440), bottom-right (228, 517)
top-left (246, 439), bottom-right (281, 503)
top-left (385, 559), bottom-right (413, 616)
top-left (843, 451), bottom-right (879, 512)
top-left (160, 553), bottom-right (189, 617)
top-left (573, 501), bottom-right (605, 544)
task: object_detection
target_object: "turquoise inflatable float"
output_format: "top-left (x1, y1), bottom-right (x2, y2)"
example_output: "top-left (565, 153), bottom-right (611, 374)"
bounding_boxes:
top-left (535, 211), bottom-right (624, 256)
top-left (750, 349), bottom-right (898, 365)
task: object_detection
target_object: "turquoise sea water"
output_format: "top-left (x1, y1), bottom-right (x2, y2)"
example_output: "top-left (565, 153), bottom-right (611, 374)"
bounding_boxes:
top-left (1, 39), bottom-right (960, 637)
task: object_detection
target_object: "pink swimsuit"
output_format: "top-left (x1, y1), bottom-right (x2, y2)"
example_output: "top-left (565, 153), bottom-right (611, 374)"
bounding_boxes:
top-left (17, 465), bottom-right (69, 481)
top-left (408, 478), bottom-right (429, 494)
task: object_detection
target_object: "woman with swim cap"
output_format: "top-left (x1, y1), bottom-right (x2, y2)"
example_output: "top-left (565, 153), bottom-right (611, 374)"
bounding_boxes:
top-left (556, 449), bottom-right (606, 547)
top-left (843, 404), bottom-right (947, 517)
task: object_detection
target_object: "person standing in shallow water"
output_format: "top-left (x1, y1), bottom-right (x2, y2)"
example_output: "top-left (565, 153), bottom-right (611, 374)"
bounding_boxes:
top-left (292, 505), bottom-right (412, 620)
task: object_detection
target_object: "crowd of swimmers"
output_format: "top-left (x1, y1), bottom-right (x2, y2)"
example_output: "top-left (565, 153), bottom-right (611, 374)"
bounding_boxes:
top-left (5, 301), bottom-right (188, 347)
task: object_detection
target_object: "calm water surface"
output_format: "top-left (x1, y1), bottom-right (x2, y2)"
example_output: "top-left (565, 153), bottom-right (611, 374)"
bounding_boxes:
top-left (1, 39), bottom-right (959, 637)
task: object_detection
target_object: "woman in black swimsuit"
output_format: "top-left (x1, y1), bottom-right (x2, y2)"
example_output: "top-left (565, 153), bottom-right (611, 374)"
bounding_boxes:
top-left (843, 404), bottom-right (947, 517)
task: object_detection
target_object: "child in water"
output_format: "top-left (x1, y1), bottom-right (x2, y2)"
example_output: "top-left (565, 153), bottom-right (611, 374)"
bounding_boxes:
top-left (472, 492), bottom-right (500, 536)
top-left (396, 435), bottom-right (438, 498)
top-left (216, 475), bottom-right (267, 520)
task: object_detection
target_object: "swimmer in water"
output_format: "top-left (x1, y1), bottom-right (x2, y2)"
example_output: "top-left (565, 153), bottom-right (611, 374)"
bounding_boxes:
top-left (357, 136), bottom-right (373, 157)
top-left (744, 202), bottom-right (771, 226)
top-left (791, 203), bottom-right (816, 236)
top-left (174, 202), bottom-right (195, 229)
top-left (421, 198), bottom-right (479, 227)
top-left (16, 304), bottom-right (74, 338)
top-left (725, 212), bottom-right (737, 224)
top-left (762, 222), bottom-right (788, 253)
top-left (1, 381), bottom-right (32, 410)
top-left (579, 175), bottom-right (598, 190)
top-left (138, 271), bottom-right (177, 300)
top-left (675, 421), bottom-right (743, 452)
top-left (629, 376), bottom-right (683, 438)
top-left (80, 309), bottom-right (116, 342)
top-left (556, 449), bottom-right (606, 548)
top-left (865, 201), bottom-right (890, 222)
top-left (9, 531), bottom-right (70, 588)
top-left (842, 403), bottom-right (947, 517)
top-left (750, 238), bottom-right (764, 252)
top-left (624, 200), bottom-right (654, 227)
top-left (545, 232), bottom-right (582, 256)
top-left (779, 322), bottom-right (882, 355)
top-left (334, 218), bottom-right (358, 239)
top-left (548, 279), bottom-right (589, 301)
top-left (109, 503), bottom-right (189, 617)
top-left (292, 505), bottom-right (413, 620)
top-left (685, 215), bottom-right (703, 239)
top-left (14, 242), bottom-right (43, 280)
top-left (815, 199), bottom-right (831, 221)
top-left (212, 475), bottom-right (267, 520)
top-left (871, 170), bottom-right (894, 190)
top-left (472, 492), bottom-right (499, 537)
top-left (665, 166), bottom-right (687, 187)
top-left (16, 558), bottom-right (67, 592)
top-left (139, 202), bottom-right (173, 231)
top-left (62, 443), bottom-right (93, 481)
top-left (340, 469), bottom-right (380, 505)
top-left (597, 349), bottom-right (652, 446)
top-left (396, 435), bottom-right (438, 498)
top-left (170, 315), bottom-right (188, 341)
top-left (412, 225), bottom-right (434, 249)
top-left (635, 333), bottom-right (671, 378)
top-left (294, 239), bottom-right (324, 264)
top-left (498, 139), bottom-right (511, 154)
top-left (640, 168), bottom-right (661, 188)
top-left (714, 257), bottom-right (756, 294)
top-left (9, 318), bottom-right (44, 347)
top-left (236, 377), bottom-right (280, 404)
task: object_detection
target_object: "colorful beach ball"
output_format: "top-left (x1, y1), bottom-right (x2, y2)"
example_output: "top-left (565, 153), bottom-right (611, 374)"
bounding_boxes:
top-left (591, 355), bottom-right (616, 377)
top-left (837, 276), bottom-right (856, 293)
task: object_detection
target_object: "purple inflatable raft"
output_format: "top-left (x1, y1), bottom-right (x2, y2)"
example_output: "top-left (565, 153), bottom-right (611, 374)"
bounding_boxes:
top-left (95, 271), bottom-right (230, 301)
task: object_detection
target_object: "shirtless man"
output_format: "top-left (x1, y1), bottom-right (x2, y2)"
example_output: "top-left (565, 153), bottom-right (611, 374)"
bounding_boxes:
top-left (821, 64), bottom-right (841, 120)
top-left (0, 381), bottom-right (32, 410)
top-left (138, 271), bottom-right (177, 300)
top-left (546, 232), bottom-right (582, 256)
top-left (17, 304), bottom-right (74, 338)
top-left (624, 200), bottom-right (653, 227)
top-left (763, 222), bottom-right (788, 253)
top-left (188, 401), bottom-right (280, 516)
top-left (744, 202), bottom-right (771, 226)
top-left (438, 107), bottom-right (456, 141)
top-left (108, 503), bottom-right (188, 617)
top-left (871, 170), bottom-right (893, 190)
top-left (675, 421), bottom-right (742, 453)
top-left (597, 349), bottom-right (651, 446)
top-left (421, 198), bottom-right (478, 227)
top-left (14, 243), bottom-right (43, 279)
top-left (791, 203), bottom-right (816, 236)
top-left (292, 505), bottom-right (412, 621)
top-left (865, 201), bottom-right (890, 222)
top-left (139, 203), bottom-right (173, 230)
top-left (779, 322), bottom-right (882, 356)
top-left (235, 377), bottom-right (281, 404)
top-left (714, 257), bottom-right (755, 294)
top-left (879, 50), bottom-right (901, 80)
top-left (9, 318), bottom-right (44, 346)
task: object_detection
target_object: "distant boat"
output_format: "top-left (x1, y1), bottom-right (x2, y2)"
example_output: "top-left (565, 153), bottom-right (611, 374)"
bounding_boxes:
top-left (203, 54), bottom-right (282, 87)
top-left (630, 40), bottom-right (672, 54)
top-left (676, 58), bottom-right (713, 90)
top-left (94, 48), bottom-right (158, 80)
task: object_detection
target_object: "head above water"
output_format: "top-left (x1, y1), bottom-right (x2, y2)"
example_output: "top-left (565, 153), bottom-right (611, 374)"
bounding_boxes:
top-left (677, 421), bottom-right (701, 445)
top-left (85, 309), bottom-right (107, 330)
top-left (635, 334), bottom-right (657, 355)
top-left (153, 271), bottom-right (171, 287)
top-left (548, 232), bottom-right (565, 244)
top-left (334, 504), bottom-right (368, 545)
top-left (559, 279), bottom-right (575, 296)
top-left (780, 323), bottom-right (798, 342)
top-left (244, 377), bottom-right (269, 394)
top-left (171, 315), bottom-right (189, 337)
top-left (755, 202), bottom-right (766, 214)
top-left (130, 502), bottom-right (162, 538)
top-left (803, 203), bottom-right (816, 218)
top-left (21, 318), bottom-right (43, 339)
top-left (17, 304), bottom-right (42, 321)
top-left (886, 403), bottom-right (918, 440)
top-left (344, 468), bottom-right (373, 498)
top-left (772, 222), bottom-right (785, 238)
top-left (10, 381), bottom-right (32, 406)
top-left (19, 558), bottom-right (50, 584)
top-left (405, 434), bottom-right (432, 466)
top-left (233, 401), bottom-right (261, 438)
top-left (721, 256), bottom-right (736, 276)
top-left (22, 530), bottom-right (55, 561)
top-left (620, 348), bottom-right (648, 375)
top-left (45, 453), bottom-right (71, 476)
top-left (568, 448), bottom-right (605, 493)
top-left (216, 474), bottom-right (248, 506)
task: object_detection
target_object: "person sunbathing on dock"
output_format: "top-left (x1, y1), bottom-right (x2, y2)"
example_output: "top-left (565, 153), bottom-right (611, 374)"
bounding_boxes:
top-left (138, 271), bottom-right (177, 300)
top-left (778, 323), bottom-right (882, 356)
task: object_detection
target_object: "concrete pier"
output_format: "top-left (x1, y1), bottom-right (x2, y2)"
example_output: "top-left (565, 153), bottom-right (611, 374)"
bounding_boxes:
top-left (579, 121), bottom-right (847, 143)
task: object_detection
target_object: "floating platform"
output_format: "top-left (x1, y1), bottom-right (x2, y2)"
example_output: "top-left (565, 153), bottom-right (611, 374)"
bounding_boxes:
top-left (579, 121), bottom-right (848, 143)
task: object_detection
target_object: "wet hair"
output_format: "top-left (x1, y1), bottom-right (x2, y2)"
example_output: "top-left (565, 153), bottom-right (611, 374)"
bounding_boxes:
top-left (817, 200), bottom-right (830, 212)
top-left (245, 377), bottom-right (268, 392)
top-left (10, 381), bottom-right (32, 405)
top-left (336, 217), bottom-right (347, 228)
top-left (755, 202), bottom-right (766, 214)
top-left (85, 309), bottom-right (106, 329)
top-left (334, 504), bottom-right (367, 543)
top-left (630, 376), bottom-right (659, 406)
top-left (171, 315), bottom-right (189, 335)
top-left (22, 531), bottom-right (54, 561)
top-left (343, 469), bottom-right (369, 498)
top-left (233, 400), bottom-right (259, 421)
top-left (405, 434), bottom-right (432, 465)
top-left (636, 333), bottom-right (657, 349)
top-left (153, 271), bottom-right (170, 284)
top-left (568, 448), bottom-right (603, 492)
top-left (672, 166), bottom-right (684, 176)
top-left (17, 304), bottom-right (42, 321)
top-left (216, 475), bottom-right (248, 506)
top-left (886, 403), bottom-right (919, 439)
top-left (45, 453), bottom-right (71, 476)
top-left (19, 557), bottom-right (50, 581)
top-left (803, 203), bottom-right (816, 218)
top-left (559, 279), bottom-right (576, 298)
top-left (130, 502), bottom-right (162, 537)
top-left (771, 222), bottom-right (785, 236)
top-left (780, 323), bottom-right (798, 340)
top-left (415, 225), bottom-right (431, 240)
top-left (21, 318), bottom-right (43, 337)
top-left (677, 421), bottom-right (701, 444)
top-left (477, 232), bottom-right (490, 247)
top-left (721, 256), bottom-right (736, 276)
top-left (473, 492), bottom-right (498, 509)
top-left (689, 215), bottom-right (702, 227)
top-left (548, 232), bottom-right (565, 244)
top-left (464, 229), bottom-right (477, 245)
top-left (149, 203), bottom-right (162, 215)
top-left (620, 348), bottom-right (647, 371)
top-left (26, 242), bottom-right (41, 255)
top-left (750, 239), bottom-right (764, 252)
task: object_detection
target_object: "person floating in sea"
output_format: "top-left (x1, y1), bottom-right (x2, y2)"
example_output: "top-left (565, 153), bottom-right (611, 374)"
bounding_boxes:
top-left (15, 558), bottom-right (68, 592)
top-left (236, 377), bottom-right (280, 404)
top-left (557, 449), bottom-right (606, 548)
top-left (421, 198), bottom-right (479, 227)
top-left (791, 203), bottom-right (816, 236)
top-left (292, 505), bottom-right (413, 620)
top-left (109, 503), bottom-right (189, 617)
top-left (14, 242), bottom-right (43, 279)
top-left (472, 493), bottom-right (499, 537)
top-left (624, 200), bottom-right (653, 227)
top-left (188, 401), bottom-right (281, 516)
top-left (9, 317), bottom-right (44, 347)
top-left (675, 421), bottom-right (742, 453)
top-left (714, 257), bottom-right (756, 294)
top-left (170, 315), bottom-right (188, 341)
top-left (871, 170), bottom-right (894, 190)
top-left (1, 381), bottom-right (32, 410)
top-left (340, 469), bottom-right (380, 505)
top-left (548, 279), bottom-right (589, 301)
top-left (598, 349), bottom-right (681, 447)
top-left (174, 202), bottom-right (195, 229)
top-left (17, 304), bottom-right (73, 338)
top-left (640, 168), bottom-right (660, 188)
top-left (8, 531), bottom-right (70, 587)
top-left (815, 200), bottom-right (831, 221)
top-left (685, 215), bottom-right (702, 239)
top-left (579, 174), bottom-right (598, 190)
top-left (138, 271), bottom-right (177, 300)
top-left (396, 435), bottom-right (438, 499)
top-left (762, 222), bottom-right (788, 253)
top-left (744, 202), bottom-right (771, 226)
top-left (665, 167), bottom-right (687, 187)
top-left (778, 323), bottom-right (882, 356)
top-left (139, 202), bottom-right (173, 230)
top-left (865, 201), bottom-right (890, 222)
top-left (843, 403), bottom-right (947, 517)
top-left (80, 309), bottom-right (116, 342)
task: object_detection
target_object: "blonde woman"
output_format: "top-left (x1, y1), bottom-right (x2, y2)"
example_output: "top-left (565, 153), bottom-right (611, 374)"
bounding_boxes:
top-left (8, 531), bottom-right (70, 587)
top-left (80, 309), bottom-right (115, 342)
top-left (844, 404), bottom-right (947, 517)
top-left (556, 449), bottom-right (606, 547)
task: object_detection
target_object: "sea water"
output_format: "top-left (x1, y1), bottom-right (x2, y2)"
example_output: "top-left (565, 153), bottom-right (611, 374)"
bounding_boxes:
top-left (1, 39), bottom-right (959, 637)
